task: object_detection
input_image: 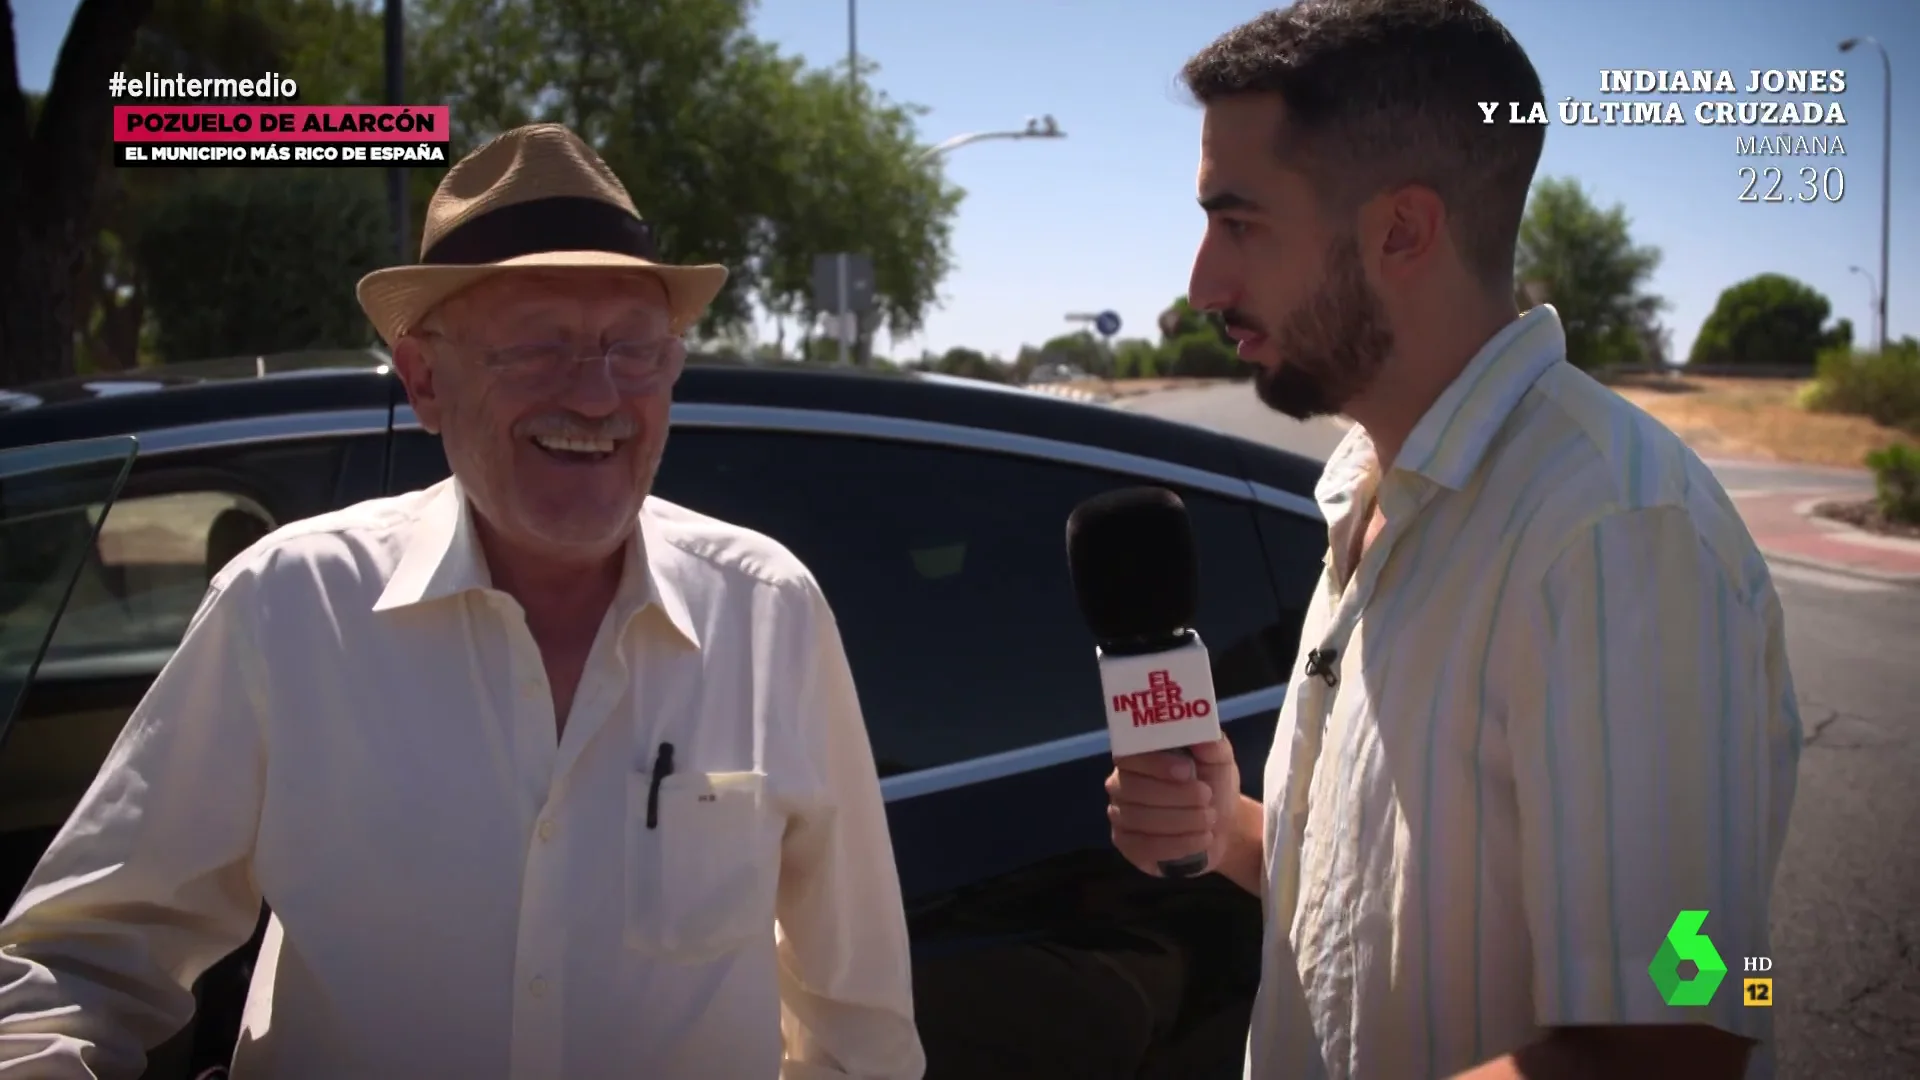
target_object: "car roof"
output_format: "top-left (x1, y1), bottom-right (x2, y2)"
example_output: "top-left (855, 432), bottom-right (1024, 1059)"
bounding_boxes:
top-left (0, 351), bottom-right (400, 447)
top-left (0, 350), bottom-right (1322, 498)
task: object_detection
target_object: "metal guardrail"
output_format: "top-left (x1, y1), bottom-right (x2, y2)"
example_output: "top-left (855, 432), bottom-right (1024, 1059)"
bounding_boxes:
top-left (1022, 383), bottom-right (1107, 404)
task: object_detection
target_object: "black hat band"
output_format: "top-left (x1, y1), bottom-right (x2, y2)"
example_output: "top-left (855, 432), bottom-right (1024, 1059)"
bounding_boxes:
top-left (420, 195), bottom-right (659, 265)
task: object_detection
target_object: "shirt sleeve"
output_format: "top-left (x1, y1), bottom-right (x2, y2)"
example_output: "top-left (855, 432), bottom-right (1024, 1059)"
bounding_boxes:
top-left (773, 580), bottom-right (926, 1080)
top-left (1506, 505), bottom-right (1800, 1042)
top-left (0, 578), bottom-right (270, 1078)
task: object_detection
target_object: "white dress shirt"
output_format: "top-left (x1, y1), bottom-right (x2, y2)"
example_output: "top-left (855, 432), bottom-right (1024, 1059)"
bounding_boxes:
top-left (0, 478), bottom-right (925, 1080)
top-left (1246, 306), bottom-right (1801, 1079)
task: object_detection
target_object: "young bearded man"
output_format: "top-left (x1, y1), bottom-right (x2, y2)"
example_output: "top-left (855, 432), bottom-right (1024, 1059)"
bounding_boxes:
top-left (1104, 4), bottom-right (1801, 1078)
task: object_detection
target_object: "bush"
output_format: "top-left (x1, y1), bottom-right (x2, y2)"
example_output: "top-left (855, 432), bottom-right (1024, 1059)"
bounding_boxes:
top-left (1112, 338), bottom-right (1161, 379)
top-left (1163, 330), bottom-right (1240, 378)
top-left (1865, 443), bottom-right (1920, 525)
top-left (927, 346), bottom-right (1011, 383)
top-left (1802, 338), bottom-right (1920, 433)
top-left (137, 169), bottom-right (390, 363)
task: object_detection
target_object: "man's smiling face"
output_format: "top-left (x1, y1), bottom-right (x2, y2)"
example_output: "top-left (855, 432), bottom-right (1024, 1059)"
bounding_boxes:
top-left (392, 270), bottom-right (681, 561)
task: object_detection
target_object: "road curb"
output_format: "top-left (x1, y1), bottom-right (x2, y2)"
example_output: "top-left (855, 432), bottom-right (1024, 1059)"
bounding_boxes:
top-left (1760, 547), bottom-right (1920, 588)
top-left (1791, 494), bottom-right (1920, 553)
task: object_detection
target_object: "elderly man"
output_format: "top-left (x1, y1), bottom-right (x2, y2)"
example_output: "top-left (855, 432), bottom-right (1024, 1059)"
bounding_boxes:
top-left (0, 123), bottom-right (924, 1080)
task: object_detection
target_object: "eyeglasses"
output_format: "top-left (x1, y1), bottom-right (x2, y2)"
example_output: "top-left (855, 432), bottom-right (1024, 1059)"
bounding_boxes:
top-left (422, 332), bottom-right (687, 394)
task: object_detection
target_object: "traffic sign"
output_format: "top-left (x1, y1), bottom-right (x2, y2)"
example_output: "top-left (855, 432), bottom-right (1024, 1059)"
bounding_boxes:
top-left (810, 253), bottom-right (875, 316)
top-left (1093, 310), bottom-right (1121, 337)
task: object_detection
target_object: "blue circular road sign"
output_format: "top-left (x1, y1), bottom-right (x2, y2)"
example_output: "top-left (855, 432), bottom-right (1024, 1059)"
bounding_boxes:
top-left (1094, 310), bottom-right (1122, 337)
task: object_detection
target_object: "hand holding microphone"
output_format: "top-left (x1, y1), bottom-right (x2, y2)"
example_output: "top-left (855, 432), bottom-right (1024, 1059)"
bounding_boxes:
top-left (1067, 486), bottom-right (1247, 880)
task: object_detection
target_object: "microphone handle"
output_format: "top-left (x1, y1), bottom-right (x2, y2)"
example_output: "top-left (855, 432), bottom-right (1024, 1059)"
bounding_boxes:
top-left (1157, 746), bottom-right (1210, 879)
top-left (1099, 630), bottom-right (1212, 878)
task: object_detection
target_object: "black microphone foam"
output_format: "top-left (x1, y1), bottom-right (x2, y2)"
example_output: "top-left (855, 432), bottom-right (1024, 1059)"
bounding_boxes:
top-left (1065, 486), bottom-right (1199, 643)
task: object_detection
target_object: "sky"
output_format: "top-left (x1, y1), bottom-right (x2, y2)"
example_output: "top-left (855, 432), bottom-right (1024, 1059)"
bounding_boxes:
top-left (13, 0), bottom-right (1919, 364)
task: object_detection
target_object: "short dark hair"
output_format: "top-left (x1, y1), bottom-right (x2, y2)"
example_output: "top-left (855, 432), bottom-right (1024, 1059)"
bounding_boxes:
top-left (1181, 0), bottom-right (1545, 287)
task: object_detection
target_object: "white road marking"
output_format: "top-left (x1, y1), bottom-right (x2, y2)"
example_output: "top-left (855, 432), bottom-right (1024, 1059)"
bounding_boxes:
top-left (1724, 488), bottom-right (1871, 499)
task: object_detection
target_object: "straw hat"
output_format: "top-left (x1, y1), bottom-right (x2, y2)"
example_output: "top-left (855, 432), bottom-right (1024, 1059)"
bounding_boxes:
top-left (356, 123), bottom-right (728, 345)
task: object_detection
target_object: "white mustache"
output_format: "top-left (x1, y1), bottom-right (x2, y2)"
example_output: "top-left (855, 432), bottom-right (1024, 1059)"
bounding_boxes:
top-left (516, 413), bottom-right (639, 441)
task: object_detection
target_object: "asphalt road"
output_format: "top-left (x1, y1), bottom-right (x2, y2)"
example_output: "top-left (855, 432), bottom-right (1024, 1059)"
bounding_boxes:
top-left (1120, 382), bottom-right (1920, 1078)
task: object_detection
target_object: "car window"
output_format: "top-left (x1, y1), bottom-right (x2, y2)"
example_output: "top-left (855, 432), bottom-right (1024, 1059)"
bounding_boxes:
top-left (388, 430), bottom-right (451, 494)
top-left (1254, 505), bottom-right (1329, 673)
top-left (37, 491), bottom-right (275, 671)
top-left (24, 435), bottom-right (371, 681)
top-left (651, 429), bottom-right (1294, 777)
top-left (0, 437), bottom-right (138, 744)
top-left (1, 436), bottom-right (366, 860)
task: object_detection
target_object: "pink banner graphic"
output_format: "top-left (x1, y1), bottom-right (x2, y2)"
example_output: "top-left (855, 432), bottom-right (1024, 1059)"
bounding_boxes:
top-left (114, 105), bottom-right (451, 143)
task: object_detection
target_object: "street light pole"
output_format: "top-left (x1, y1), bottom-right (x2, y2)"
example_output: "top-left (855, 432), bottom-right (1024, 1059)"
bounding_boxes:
top-left (1849, 265), bottom-right (1879, 346)
top-left (1843, 263), bottom-right (1873, 345)
top-left (916, 116), bottom-right (1066, 165)
top-left (385, 0), bottom-right (408, 263)
top-left (842, 0), bottom-right (857, 366)
top-left (1840, 36), bottom-right (1891, 354)
top-left (848, 0), bottom-right (858, 100)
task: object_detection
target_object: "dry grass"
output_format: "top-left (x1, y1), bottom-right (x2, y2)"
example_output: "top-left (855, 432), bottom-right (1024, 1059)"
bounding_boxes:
top-left (1070, 373), bottom-right (1914, 470)
top-left (1603, 374), bottom-right (1917, 469)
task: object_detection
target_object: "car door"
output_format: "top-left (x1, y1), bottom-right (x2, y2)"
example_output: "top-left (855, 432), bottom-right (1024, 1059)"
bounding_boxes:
top-left (0, 436), bottom-right (139, 761)
top-left (2, 431), bottom-right (384, 889)
top-left (0, 424), bottom-right (388, 1080)
top-left (0, 435), bottom-right (140, 987)
top-left (644, 420), bottom-right (1293, 1080)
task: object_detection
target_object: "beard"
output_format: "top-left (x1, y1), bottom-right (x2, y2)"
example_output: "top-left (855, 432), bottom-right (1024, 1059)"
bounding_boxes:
top-left (1243, 235), bottom-right (1396, 421)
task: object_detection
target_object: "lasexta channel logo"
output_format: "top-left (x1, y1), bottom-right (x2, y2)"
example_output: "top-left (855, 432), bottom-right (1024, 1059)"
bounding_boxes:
top-left (1649, 909), bottom-right (1728, 1006)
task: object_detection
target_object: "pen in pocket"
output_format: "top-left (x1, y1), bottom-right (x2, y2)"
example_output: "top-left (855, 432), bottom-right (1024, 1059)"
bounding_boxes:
top-left (646, 742), bottom-right (675, 829)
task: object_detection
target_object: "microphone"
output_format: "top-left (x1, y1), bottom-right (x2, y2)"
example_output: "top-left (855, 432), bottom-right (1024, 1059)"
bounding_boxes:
top-left (1065, 485), bottom-right (1222, 879)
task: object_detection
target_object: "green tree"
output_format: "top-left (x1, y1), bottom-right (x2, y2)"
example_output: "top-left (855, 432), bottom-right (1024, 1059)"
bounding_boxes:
top-left (1514, 177), bottom-right (1666, 371)
top-left (82, 1), bottom-right (382, 371)
top-left (1, 0), bottom-right (157, 387)
top-left (749, 62), bottom-right (959, 364)
top-left (1025, 331), bottom-right (1110, 379)
top-left (6, 0), bottom-right (955, 384)
top-left (1156, 295), bottom-right (1229, 345)
top-left (1164, 333), bottom-right (1238, 378)
top-left (408, 0), bottom-right (958, 358)
top-left (1111, 337), bottom-right (1159, 379)
top-left (1690, 273), bottom-right (1850, 370)
top-left (1153, 295), bottom-right (1239, 378)
top-left (1, 0), bottom-right (387, 384)
top-left (924, 346), bottom-right (1010, 383)
top-left (137, 169), bottom-right (389, 361)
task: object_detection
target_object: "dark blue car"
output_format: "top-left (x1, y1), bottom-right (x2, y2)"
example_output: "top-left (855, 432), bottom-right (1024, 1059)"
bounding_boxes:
top-left (0, 352), bottom-right (1326, 1079)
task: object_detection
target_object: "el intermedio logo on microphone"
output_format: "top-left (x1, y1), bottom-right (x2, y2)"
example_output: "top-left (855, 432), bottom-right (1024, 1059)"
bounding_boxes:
top-left (1113, 669), bottom-right (1213, 727)
top-left (1099, 635), bottom-right (1221, 757)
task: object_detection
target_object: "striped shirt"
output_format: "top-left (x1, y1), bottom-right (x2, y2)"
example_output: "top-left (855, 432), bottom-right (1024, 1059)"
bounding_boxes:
top-left (1245, 305), bottom-right (1802, 1079)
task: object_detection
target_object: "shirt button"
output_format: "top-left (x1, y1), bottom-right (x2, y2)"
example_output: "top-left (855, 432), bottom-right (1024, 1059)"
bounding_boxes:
top-left (529, 976), bottom-right (548, 998)
top-left (537, 819), bottom-right (555, 842)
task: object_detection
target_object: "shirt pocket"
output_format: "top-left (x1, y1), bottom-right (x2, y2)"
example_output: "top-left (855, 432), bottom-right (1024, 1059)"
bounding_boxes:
top-left (625, 768), bottom-right (782, 962)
